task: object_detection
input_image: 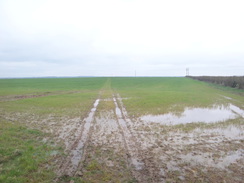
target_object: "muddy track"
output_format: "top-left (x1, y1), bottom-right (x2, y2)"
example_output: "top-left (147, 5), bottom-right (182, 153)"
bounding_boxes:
top-left (57, 99), bottom-right (100, 177)
top-left (115, 94), bottom-right (165, 182)
top-left (0, 91), bottom-right (81, 102)
top-left (113, 94), bottom-right (159, 182)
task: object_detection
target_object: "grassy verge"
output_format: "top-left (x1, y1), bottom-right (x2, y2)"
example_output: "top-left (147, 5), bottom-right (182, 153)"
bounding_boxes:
top-left (0, 119), bottom-right (61, 183)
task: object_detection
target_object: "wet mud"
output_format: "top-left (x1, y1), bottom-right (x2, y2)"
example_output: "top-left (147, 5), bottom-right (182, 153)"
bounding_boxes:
top-left (113, 96), bottom-right (150, 182)
top-left (133, 119), bottom-right (244, 182)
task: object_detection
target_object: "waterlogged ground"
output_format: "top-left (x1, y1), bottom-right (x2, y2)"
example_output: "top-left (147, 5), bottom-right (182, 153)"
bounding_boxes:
top-left (0, 77), bottom-right (243, 182)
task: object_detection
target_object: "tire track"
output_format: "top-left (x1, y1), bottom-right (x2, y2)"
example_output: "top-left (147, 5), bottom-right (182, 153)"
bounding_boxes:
top-left (57, 99), bottom-right (100, 177)
top-left (113, 95), bottom-right (150, 182)
top-left (115, 94), bottom-right (165, 182)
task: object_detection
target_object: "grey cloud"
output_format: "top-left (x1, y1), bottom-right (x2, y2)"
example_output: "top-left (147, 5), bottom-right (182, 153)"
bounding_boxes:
top-left (0, 0), bottom-right (244, 77)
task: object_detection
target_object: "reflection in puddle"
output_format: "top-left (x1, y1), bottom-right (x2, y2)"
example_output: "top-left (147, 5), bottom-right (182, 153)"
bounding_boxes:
top-left (141, 104), bottom-right (244, 125)
top-left (195, 125), bottom-right (244, 140)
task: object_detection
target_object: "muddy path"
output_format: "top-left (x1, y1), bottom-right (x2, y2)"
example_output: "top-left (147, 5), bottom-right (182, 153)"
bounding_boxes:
top-left (0, 90), bottom-right (82, 102)
top-left (57, 99), bottom-right (100, 177)
top-left (113, 94), bottom-right (165, 182)
top-left (113, 95), bottom-right (151, 182)
top-left (79, 102), bottom-right (133, 182)
top-left (54, 84), bottom-right (163, 182)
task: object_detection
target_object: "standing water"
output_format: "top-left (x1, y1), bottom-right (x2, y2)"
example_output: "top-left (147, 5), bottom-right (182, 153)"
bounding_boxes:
top-left (140, 104), bottom-right (244, 125)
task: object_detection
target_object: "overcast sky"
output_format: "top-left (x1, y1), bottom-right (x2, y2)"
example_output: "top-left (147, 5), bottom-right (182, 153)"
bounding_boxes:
top-left (0, 0), bottom-right (243, 77)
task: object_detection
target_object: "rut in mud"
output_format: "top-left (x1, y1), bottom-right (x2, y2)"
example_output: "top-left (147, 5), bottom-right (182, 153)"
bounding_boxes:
top-left (58, 99), bottom-right (100, 176)
top-left (114, 94), bottom-right (167, 182)
top-left (113, 95), bottom-right (151, 182)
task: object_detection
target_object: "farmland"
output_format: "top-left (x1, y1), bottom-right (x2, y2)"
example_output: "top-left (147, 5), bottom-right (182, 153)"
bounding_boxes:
top-left (0, 77), bottom-right (243, 182)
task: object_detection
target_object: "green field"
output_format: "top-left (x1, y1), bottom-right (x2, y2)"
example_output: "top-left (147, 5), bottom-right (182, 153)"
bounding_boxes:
top-left (0, 77), bottom-right (243, 182)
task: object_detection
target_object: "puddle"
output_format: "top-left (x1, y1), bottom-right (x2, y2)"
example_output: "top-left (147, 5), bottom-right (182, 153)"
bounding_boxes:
top-left (195, 125), bottom-right (244, 140)
top-left (141, 104), bottom-right (244, 125)
top-left (180, 150), bottom-right (244, 169)
top-left (131, 158), bottom-right (144, 170)
top-left (220, 95), bottom-right (233, 100)
top-left (159, 125), bottom-right (244, 148)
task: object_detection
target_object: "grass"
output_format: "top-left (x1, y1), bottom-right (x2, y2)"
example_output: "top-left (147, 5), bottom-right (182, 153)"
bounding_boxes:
top-left (206, 82), bottom-right (244, 106)
top-left (0, 119), bottom-right (61, 183)
top-left (1, 92), bottom-right (99, 118)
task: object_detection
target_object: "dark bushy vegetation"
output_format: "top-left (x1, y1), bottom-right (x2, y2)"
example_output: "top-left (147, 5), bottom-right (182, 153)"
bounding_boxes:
top-left (187, 76), bottom-right (244, 89)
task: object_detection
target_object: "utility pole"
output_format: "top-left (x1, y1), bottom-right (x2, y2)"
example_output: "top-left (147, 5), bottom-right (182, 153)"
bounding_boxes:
top-left (186, 68), bottom-right (189, 76)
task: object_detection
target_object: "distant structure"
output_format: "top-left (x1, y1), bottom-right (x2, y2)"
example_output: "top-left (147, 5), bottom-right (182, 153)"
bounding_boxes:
top-left (186, 68), bottom-right (190, 76)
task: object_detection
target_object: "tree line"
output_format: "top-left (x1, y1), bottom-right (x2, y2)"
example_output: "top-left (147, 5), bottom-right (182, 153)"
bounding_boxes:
top-left (187, 76), bottom-right (244, 89)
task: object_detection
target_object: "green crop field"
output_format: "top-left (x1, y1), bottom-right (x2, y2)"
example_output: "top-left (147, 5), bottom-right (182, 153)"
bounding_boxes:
top-left (0, 77), bottom-right (243, 182)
